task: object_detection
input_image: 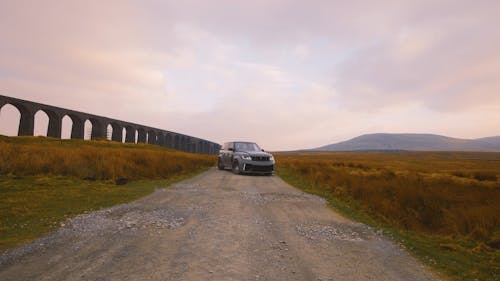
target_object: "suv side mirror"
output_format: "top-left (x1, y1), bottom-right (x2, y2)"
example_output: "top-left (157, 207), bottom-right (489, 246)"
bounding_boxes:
top-left (228, 148), bottom-right (234, 151)
top-left (261, 149), bottom-right (265, 152)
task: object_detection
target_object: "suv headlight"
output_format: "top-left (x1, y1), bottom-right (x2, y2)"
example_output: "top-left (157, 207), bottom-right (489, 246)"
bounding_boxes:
top-left (241, 154), bottom-right (252, 160)
top-left (269, 155), bottom-right (275, 161)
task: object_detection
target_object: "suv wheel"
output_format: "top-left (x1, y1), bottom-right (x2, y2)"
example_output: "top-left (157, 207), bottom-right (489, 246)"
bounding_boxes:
top-left (217, 158), bottom-right (224, 170)
top-left (232, 161), bottom-right (241, 174)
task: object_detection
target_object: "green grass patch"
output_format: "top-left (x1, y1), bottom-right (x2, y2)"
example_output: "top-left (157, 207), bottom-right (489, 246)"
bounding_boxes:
top-left (277, 167), bottom-right (500, 281)
top-left (0, 168), bottom-right (208, 253)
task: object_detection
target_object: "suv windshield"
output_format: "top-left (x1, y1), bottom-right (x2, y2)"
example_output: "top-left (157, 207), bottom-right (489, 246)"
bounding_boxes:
top-left (234, 142), bottom-right (261, 152)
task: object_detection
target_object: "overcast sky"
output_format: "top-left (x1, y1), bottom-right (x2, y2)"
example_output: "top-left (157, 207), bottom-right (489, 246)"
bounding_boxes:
top-left (1, 0), bottom-right (499, 150)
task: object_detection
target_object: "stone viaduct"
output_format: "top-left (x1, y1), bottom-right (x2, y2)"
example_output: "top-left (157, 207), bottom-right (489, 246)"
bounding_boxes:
top-left (0, 95), bottom-right (220, 155)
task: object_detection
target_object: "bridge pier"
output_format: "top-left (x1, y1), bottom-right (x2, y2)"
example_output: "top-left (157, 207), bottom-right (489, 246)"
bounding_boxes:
top-left (184, 137), bottom-right (190, 152)
top-left (203, 141), bottom-right (210, 154)
top-left (173, 135), bottom-right (179, 150)
top-left (125, 126), bottom-right (136, 143)
top-left (177, 136), bottom-right (183, 150)
top-left (46, 111), bottom-right (62, 138)
top-left (47, 115), bottom-right (62, 138)
top-left (194, 141), bottom-right (199, 153)
top-left (156, 132), bottom-right (165, 146)
top-left (89, 118), bottom-right (106, 140)
top-left (70, 115), bottom-right (84, 139)
top-left (147, 131), bottom-right (156, 145)
top-left (165, 133), bottom-right (173, 148)
top-left (18, 104), bottom-right (35, 136)
top-left (111, 123), bottom-right (123, 142)
top-left (182, 137), bottom-right (187, 152)
top-left (197, 141), bottom-right (202, 154)
top-left (137, 129), bottom-right (147, 143)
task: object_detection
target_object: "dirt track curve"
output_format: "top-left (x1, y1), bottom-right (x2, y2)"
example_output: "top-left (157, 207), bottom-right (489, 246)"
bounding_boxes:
top-left (0, 168), bottom-right (439, 281)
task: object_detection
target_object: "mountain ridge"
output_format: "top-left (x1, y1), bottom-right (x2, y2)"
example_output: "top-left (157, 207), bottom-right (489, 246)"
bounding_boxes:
top-left (314, 133), bottom-right (500, 152)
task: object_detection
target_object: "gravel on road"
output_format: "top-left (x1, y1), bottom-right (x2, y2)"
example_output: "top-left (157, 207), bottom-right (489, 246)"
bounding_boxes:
top-left (0, 168), bottom-right (440, 281)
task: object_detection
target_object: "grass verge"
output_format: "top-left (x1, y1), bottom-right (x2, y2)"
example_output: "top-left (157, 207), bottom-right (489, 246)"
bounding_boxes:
top-left (277, 165), bottom-right (499, 281)
top-left (0, 136), bottom-right (216, 253)
top-left (0, 136), bottom-right (215, 180)
top-left (0, 168), bottom-right (208, 252)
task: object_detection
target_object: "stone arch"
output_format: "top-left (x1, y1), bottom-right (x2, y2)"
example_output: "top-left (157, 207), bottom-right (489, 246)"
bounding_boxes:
top-left (61, 115), bottom-right (73, 139)
top-left (106, 124), bottom-right (113, 140)
top-left (34, 110), bottom-right (49, 136)
top-left (4, 102), bottom-right (35, 136)
top-left (122, 127), bottom-right (127, 142)
top-left (0, 103), bottom-right (21, 136)
top-left (84, 120), bottom-right (92, 140)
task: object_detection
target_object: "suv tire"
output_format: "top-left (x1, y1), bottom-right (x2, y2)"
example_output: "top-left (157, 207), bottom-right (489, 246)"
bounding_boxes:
top-left (232, 161), bottom-right (241, 174)
top-left (217, 159), bottom-right (224, 170)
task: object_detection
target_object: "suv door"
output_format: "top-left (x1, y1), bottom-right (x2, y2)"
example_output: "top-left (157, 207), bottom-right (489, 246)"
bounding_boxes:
top-left (219, 142), bottom-right (229, 167)
top-left (225, 142), bottom-right (235, 166)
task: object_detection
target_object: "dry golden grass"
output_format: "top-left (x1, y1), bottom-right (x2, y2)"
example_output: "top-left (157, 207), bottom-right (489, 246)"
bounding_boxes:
top-left (276, 151), bottom-right (500, 242)
top-left (276, 151), bottom-right (500, 280)
top-left (0, 136), bottom-right (215, 181)
top-left (0, 136), bottom-right (216, 252)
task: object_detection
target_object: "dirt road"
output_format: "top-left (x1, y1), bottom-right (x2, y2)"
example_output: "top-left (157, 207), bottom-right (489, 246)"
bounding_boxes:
top-left (0, 169), bottom-right (439, 281)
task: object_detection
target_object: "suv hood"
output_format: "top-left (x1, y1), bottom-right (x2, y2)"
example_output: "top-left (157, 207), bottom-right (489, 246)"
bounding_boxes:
top-left (240, 151), bottom-right (273, 157)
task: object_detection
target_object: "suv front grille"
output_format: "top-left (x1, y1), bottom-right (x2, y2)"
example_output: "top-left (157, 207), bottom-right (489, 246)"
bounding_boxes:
top-left (244, 164), bottom-right (274, 172)
top-left (251, 156), bottom-right (270, 161)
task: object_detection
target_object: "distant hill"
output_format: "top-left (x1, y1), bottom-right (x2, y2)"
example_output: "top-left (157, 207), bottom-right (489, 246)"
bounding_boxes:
top-left (315, 134), bottom-right (500, 152)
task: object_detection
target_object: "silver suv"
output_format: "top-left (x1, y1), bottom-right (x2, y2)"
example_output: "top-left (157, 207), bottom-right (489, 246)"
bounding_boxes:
top-left (218, 141), bottom-right (275, 175)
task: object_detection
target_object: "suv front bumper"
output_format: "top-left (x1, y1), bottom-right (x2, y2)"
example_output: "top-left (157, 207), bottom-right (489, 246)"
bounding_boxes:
top-left (240, 160), bottom-right (274, 174)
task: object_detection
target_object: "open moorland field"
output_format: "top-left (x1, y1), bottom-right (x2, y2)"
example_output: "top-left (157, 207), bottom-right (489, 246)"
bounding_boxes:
top-left (276, 151), bottom-right (500, 281)
top-left (0, 136), bottom-right (215, 252)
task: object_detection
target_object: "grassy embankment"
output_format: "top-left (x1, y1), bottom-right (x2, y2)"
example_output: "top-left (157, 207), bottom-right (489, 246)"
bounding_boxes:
top-left (276, 151), bottom-right (500, 281)
top-left (0, 136), bottom-right (215, 252)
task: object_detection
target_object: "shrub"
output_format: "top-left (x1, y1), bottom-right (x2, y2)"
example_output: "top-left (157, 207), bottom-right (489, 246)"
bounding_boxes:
top-left (473, 172), bottom-right (497, 182)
